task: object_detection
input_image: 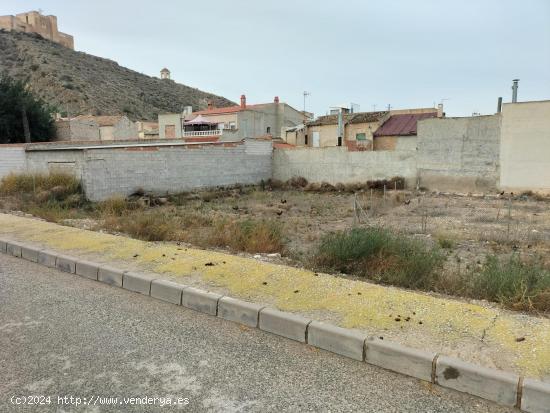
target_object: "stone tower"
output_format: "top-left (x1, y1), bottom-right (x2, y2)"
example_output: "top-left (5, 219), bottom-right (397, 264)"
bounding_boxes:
top-left (160, 68), bottom-right (170, 80)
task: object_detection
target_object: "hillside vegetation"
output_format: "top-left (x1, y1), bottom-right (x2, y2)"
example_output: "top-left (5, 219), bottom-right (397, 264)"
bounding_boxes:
top-left (0, 30), bottom-right (234, 121)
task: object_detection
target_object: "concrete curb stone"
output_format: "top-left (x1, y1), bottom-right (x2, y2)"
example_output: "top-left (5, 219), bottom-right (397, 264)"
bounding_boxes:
top-left (6, 241), bottom-right (22, 257)
top-left (37, 249), bottom-right (57, 268)
top-left (218, 296), bottom-right (264, 328)
top-left (2, 243), bottom-right (549, 412)
top-left (308, 321), bottom-right (366, 361)
top-left (123, 272), bottom-right (158, 295)
top-left (366, 337), bottom-right (436, 382)
top-left (98, 265), bottom-right (124, 287)
top-left (259, 307), bottom-right (311, 343)
top-left (151, 279), bottom-right (186, 305)
top-left (181, 287), bottom-right (222, 316)
top-left (436, 355), bottom-right (519, 407)
top-left (55, 255), bottom-right (76, 274)
top-left (21, 245), bottom-right (40, 262)
top-left (521, 378), bottom-right (550, 413)
top-left (75, 260), bottom-right (99, 280)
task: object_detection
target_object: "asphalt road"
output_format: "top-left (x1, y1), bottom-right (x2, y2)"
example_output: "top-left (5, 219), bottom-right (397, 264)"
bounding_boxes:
top-left (0, 254), bottom-right (512, 412)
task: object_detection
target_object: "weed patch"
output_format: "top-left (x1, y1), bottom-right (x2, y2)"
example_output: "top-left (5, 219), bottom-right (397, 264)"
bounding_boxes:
top-left (313, 227), bottom-right (444, 290)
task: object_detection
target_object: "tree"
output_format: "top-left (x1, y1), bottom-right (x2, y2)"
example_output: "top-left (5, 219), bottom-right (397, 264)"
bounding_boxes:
top-left (0, 74), bottom-right (55, 143)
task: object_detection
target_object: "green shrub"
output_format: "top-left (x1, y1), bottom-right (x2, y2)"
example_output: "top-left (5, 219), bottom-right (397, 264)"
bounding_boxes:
top-left (313, 227), bottom-right (444, 290)
top-left (472, 255), bottom-right (550, 311)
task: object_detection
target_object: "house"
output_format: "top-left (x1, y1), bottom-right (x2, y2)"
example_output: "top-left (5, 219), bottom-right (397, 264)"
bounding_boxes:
top-left (158, 95), bottom-right (306, 142)
top-left (294, 106), bottom-right (442, 149)
top-left (373, 112), bottom-right (439, 151)
top-left (303, 110), bottom-right (388, 148)
top-left (136, 121), bottom-right (159, 139)
top-left (76, 115), bottom-right (138, 141)
top-left (54, 117), bottom-right (100, 142)
top-left (54, 115), bottom-right (138, 142)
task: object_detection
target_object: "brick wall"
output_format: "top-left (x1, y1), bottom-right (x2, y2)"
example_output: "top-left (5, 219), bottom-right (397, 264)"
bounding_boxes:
top-left (82, 140), bottom-right (271, 200)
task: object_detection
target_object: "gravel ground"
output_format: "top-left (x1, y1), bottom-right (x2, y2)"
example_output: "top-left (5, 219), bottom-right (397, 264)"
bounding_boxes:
top-left (0, 254), bottom-right (512, 413)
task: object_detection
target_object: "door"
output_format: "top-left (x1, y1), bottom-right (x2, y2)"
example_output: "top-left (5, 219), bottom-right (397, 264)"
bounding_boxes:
top-left (312, 131), bottom-right (320, 147)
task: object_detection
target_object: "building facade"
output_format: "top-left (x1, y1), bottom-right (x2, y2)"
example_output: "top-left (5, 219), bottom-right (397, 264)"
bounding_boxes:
top-left (0, 11), bottom-right (74, 49)
top-left (158, 95), bottom-right (306, 142)
top-left (54, 116), bottom-right (138, 142)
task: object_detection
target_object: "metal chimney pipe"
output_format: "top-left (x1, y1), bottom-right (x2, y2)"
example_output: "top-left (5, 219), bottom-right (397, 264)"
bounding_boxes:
top-left (497, 97), bottom-right (503, 113)
top-left (511, 79), bottom-right (519, 103)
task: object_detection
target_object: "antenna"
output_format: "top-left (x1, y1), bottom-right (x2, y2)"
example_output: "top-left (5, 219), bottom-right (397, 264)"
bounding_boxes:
top-left (303, 91), bottom-right (310, 113)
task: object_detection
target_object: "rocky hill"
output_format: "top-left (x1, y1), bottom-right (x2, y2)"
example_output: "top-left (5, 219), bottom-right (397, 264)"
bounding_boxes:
top-left (0, 30), bottom-right (234, 120)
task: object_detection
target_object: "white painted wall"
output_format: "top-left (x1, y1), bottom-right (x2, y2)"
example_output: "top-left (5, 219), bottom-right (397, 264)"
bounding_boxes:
top-left (500, 100), bottom-right (550, 193)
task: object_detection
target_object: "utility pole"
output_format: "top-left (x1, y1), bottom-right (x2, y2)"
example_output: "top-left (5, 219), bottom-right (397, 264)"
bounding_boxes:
top-left (372, 104), bottom-right (376, 112)
top-left (386, 104), bottom-right (392, 111)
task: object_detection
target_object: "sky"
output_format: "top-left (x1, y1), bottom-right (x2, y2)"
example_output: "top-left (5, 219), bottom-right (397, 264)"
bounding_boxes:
top-left (1, 0), bottom-right (549, 117)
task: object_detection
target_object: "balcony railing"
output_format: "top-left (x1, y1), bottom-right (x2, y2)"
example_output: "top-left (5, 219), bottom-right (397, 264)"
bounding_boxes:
top-left (183, 129), bottom-right (222, 137)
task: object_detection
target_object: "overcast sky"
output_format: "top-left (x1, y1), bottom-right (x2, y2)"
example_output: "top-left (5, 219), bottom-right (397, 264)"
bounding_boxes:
top-left (2, 0), bottom-right (549, 116)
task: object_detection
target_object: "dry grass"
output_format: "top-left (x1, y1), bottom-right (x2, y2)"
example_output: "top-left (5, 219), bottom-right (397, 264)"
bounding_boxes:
top-left (0, 172), bottom-right (81, 195)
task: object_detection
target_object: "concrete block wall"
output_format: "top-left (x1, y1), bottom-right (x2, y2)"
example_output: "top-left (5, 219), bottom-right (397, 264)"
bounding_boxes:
top-left (273, 147), bottom-right (417, 186)
top-left (80, 140), bottom-right (272, 201)
top-left (500, 100), bottom-right (550, 193)
top-left (0, 145), bottom-right (27, 179)
top-left (417, 115), bottom-right (500, 192)
top-left (26, 150), bottom-right (85, 179)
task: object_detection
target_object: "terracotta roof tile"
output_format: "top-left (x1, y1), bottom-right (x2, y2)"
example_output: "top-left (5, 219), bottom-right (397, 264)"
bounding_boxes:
top-left (373, 113), bottom-right (437, 137)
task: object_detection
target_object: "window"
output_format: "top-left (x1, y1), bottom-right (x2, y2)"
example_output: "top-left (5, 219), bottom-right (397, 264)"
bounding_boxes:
top-left (356, 133), bottom-right (367, 141)
top-left (337, 136), bottom-right (342, 146)
top-left (304, 135), bottom-right (308, 146)
top-left (266, 126), bottom-right (271, 134)
top-left (229, 121), bottom-right (236, 130)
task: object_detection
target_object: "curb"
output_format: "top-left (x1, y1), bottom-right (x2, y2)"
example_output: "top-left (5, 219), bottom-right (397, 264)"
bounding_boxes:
top-left (1, 237), bottom-right (549, 413)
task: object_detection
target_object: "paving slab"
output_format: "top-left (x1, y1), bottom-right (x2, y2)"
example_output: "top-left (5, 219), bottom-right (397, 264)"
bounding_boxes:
top-left (435, 356), bottom-right (519, 407)
top-left (259, 308), bottom-right (311, 343)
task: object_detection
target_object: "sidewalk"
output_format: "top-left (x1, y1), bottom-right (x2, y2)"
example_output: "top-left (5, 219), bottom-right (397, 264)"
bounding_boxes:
top-left (1, 212), bottom-right (548, 381)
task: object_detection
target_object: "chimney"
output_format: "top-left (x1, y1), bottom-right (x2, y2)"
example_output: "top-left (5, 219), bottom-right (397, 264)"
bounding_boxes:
top-left (497, 97), bottom-right (503, 113)
top-left (240, 94), bottom-right (246, 109)
top-left (437, 103), bottom-right (444, 118)
top-left (274, 96), bottom-right (280, 104)
top-left (207, 100), bottom-right (213, 110)
top-left (512, 79), bottom-right (519, 103)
